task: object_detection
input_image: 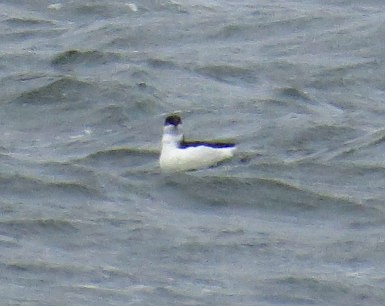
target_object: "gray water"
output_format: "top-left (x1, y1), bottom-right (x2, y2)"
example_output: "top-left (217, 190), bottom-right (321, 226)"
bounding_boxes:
top-left (1, 1), bottom-right (384, 305)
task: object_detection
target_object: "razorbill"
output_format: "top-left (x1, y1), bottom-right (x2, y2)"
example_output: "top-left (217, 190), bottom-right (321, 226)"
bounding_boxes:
top-left (159, 114), bottom-right (236, 172)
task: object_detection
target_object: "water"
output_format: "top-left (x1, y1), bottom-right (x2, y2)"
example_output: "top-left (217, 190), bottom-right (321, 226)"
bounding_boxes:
top-left (1, 0), bottom-right (384, 305)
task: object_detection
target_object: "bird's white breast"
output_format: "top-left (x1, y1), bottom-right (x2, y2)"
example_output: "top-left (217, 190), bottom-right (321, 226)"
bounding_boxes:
top-left (160, 144), bottom-right (235, 172)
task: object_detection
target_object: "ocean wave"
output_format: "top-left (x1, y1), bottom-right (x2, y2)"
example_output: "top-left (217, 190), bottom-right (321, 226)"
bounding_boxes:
top-left (3, 17), bottom-right (54, 27)
top-left (73, 147), bottom-right (158, 166)
top-left (2, 258), bottom-right (121, 278)
top-left (160, 173), bottom-right (374, 216)
top-left (231, 159), bottom-right (385, 211)
top-left (195, 64), bottom-right (257, 85)
top-left (0, 172), bottom-right (102, 201)
top-left (0, 218), bottom-right (79, 238)
top-left (315, 128), bottom-right (385, 165)
top-left (276, 87), bottom-right (313, 102)
top-left (11, 77), bottom-right (94, 106)
top-left (0, 16), bottom-right (63, 41)
top-left (147, 58), bottom-right (179, 69)
top-left (51, 49), bottom-right (122, 67)
top-left (263, 276), bottom-right (351, 304)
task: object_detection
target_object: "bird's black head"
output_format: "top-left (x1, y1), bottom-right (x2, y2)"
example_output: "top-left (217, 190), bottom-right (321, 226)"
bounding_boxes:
top-left (164, 114), bottom-right (182, 126)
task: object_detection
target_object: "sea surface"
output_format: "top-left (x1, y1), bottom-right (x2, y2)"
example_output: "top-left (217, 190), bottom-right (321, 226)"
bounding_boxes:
top-left (1, 0), bottom-right (384, 305)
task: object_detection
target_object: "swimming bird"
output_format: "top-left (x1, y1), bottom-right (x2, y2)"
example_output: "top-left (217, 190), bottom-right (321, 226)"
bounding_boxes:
top-left (159, 114), bottom-right (236, 172)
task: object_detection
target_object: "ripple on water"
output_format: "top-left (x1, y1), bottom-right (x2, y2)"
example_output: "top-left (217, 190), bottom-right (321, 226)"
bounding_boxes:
top-left (159, 173), bottom-right (375, 218)
top-left (51, 49), bottom-right (123, 67)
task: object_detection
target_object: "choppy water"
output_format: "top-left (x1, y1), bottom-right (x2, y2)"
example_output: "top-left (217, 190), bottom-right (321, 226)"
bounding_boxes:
top-left (1, 1), bottom-right (384, 305)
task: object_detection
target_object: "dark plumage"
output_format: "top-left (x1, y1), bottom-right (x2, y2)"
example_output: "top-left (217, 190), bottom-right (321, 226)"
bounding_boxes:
top-left (164, 114), bottom-right (182, 126)
top-left (179, 140), bottom-right (235, 149)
